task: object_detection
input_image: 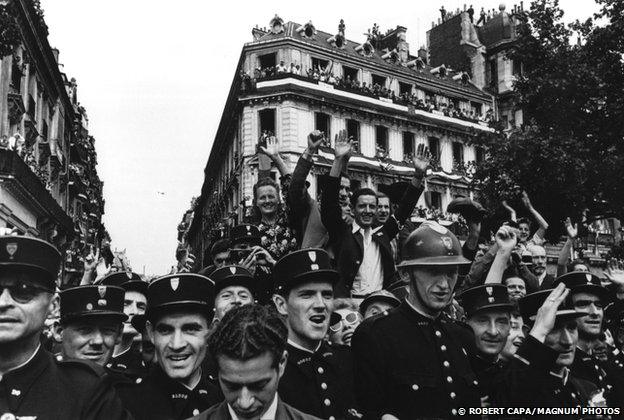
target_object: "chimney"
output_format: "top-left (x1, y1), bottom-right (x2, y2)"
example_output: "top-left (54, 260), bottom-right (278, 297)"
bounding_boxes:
top-left (418, 46), bottom-right (427, 64)
top-left (379, 26), bottom-right (409, 62)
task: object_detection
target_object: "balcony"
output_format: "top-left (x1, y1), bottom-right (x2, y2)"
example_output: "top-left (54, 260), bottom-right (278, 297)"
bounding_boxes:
top-left (0, 149), bottom-right (74, 235)
top-left (7, 90), bottom-right (25, 124)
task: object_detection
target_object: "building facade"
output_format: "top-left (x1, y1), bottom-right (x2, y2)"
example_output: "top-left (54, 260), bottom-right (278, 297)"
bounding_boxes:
top-left (0, 0), bottom-right (107, 285)
top-left (184, 16), bottom-right (495, 267)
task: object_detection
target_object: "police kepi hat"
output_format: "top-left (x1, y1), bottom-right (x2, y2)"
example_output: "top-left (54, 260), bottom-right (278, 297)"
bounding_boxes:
top-left (230, 224), bottom-right (261, 246)
top-left (518, 289), bottom-right (588, 324)
top-left (360, 289), bottom-right (401, 315)
top-left (97, 271), bottom-right (148, 296)
top-left (458, 284), bottom-right (513, 318)
top-left (398, 222), bottom-right (471, 267)
top-left (273, 248), bottom-right (338, 294)
top-left (146, 273), bottom-right (215, 321)
top-left (60, 285), bottom-right (127, 324)
top-left (553, 271), bottom-right (611, 302)
top-left (211, 265), bottom-right (255, 295)
top-left (0, 235), bottom-right (61, 290)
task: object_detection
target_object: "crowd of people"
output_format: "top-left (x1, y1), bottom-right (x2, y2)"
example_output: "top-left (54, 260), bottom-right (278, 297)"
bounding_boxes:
top-left (2, 129), bottom-right (624, 419)
top-left (241, 63), bottom-right (494, 125)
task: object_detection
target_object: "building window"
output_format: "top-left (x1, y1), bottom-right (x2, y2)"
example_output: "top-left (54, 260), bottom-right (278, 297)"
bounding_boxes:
top-left (346, 119), bottom-right (360, 152)
top-left (375, 126), bottom-right (388, 156)
top-left (311, 57), bottom-right (330, 72)
top-left (428, 137), bottom-right (440, 161)
top-left (429, 191), bottom-right (442, 210)
top-left (512, 59), bottom-right (522, 76)
top-left (489, 58), bottom-right (498, 89)
top-left (10, 61), bottom-right (21, 92)
top-left (475, 146), bottom-right (485, 163)
top-left (452, 142), bottom-right (464, 164)
top-left (372, 74), bottom-right (386, 88)
top-left (42, 121), bottom-right (48, 141)
top-left (343, 65), bottom-right (358, 82)
top-left (315, 112), bottom-right (331, 140)
top-left (399, 81), bottom-right (412, 96)
top-left (402, 132), bottom-right (414, 161)
top-left (259, 53), bottom-right (276, 70)
top-left (259, 109), bottom-right (276, 136)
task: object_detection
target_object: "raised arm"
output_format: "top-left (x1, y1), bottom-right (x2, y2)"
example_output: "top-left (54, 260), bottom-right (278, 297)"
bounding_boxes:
top-left (502, 200), bottom-right (517, 222)
top-left (485, 226), bottom-right (516, 284)
top-left (521, 191), bottom-right (549, 240)
top-left (258, 135), bottom-right (291, 179)
top-left (389, 143), bottom-right (429, 233)
top-left (321, 130), bottom-right (352, 237)
top-left (288, 131), bottom-right (324, 221)
top-left (556, 217), bottom-right (577, 277)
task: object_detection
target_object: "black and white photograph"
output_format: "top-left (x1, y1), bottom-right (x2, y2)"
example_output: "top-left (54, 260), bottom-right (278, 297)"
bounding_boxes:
top-left (0, 0), bottom-right (623, 418)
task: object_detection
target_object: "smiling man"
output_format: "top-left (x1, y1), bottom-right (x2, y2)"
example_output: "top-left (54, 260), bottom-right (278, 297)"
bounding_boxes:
top-left (273, 248), bottom-right (358, 419)
top-left (58, 285), bottom-right (127, 366)
top-left (191, 304), bottom-right (321, 420)
top-left (211, 265), bottom-right (255, 323)
top-left (98, 271), bottom-right (148, 379)
top-left (553, 271), bottom-right (624, 406)
top-left (116, 273), bottom-right (222, 419)
top-left (321, 131), bottom-right (428, 298)
top-left (0, 235), bottom-right (130, 419)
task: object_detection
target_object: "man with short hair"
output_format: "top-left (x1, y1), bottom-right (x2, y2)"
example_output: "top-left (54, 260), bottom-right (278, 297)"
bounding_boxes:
top-left (116, 273), bottom-right (222, 419)
top-left (321, 132), bottom-right (428, 297)
top-left (98, 271), bottom-right (148, 378)
top-left (554, 271), bottom-right (624, 406)
top-left (352, 222), bottom-right (481, 418)
top-left (0, 235), bottom-right (130, 419)
top-left (503, 275), bottom-right (527, 302)
top-left (191, 304), bottom-right (321, 419)
top-left (57, 285), bottom-right (127, 367)
top-left (529, 245), bottom-right (553, 289)
top-left (273, 248), bottom-right (358, 419)
top-left (375, 192), bottom-right (390, 225)
top-left (211, 265), bottom-right (255, 323)
top-left (199, 239), bottom-right (231, 275)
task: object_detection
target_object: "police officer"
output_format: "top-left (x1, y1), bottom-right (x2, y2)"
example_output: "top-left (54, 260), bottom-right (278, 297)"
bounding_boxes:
top-left (553, 271), bottom-right (624, 406)
top-left (57, 284), bottom-right (127, 367)
top-left (273, 248), bottom-right (359, 420)
top-left (98, 271), bottom-right (149, 378)
top-left (229, 224), bottom-right (275, 304)
top-left (211, 265), bottom-right (255, 323)
top-left (116, 273), bottom-right (222, 419)
top-left (0, 235), bottom-right (131, 419)
top-left (458, 284), bottom-right (513, 405)
top-left (358, 289), bottom-right (400, 320)
top-left (352, 222), bottom-right (481, 419)
top-left (492, 285), bottom-right (600, 408)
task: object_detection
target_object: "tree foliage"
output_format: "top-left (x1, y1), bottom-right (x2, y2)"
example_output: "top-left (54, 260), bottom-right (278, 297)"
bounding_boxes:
top-left (473, 0), bottom-right (624, 240)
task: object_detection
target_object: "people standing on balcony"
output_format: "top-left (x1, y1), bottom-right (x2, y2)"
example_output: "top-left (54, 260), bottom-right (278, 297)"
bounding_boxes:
top-left (321, 131), bottom-right (429, 298)
top-left (276, 60), bottom-right (288, 74)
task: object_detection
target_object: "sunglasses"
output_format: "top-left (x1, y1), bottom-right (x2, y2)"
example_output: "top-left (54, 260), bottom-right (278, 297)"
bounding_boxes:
top-left (329, 311), bottom-right (361, 332)
top-left (0, 281), bottom-right (51, 304)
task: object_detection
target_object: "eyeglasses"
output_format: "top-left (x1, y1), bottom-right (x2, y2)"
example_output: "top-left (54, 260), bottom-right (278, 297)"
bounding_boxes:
top-left (0, 281), bottom-right (51, 304)
top-left (329, 311), bottom-right (361, 332)
top-left (574, 300), bottom-right (604, 310)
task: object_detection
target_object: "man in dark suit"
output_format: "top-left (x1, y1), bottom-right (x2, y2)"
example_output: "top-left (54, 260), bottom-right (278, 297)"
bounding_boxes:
top-left (321, 130), bottom-right (429, 298)
top-left (190, 304), bottom-right (321, 420)
top-left (529, 245), bottom-right (555, 289)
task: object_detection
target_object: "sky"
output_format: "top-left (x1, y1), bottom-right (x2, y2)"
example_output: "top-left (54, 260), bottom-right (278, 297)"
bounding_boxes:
top-left (40, 0), bottom-right (599, 275)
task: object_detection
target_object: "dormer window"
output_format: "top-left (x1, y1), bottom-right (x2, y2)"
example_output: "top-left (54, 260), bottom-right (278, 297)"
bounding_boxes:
top-left (297, 21), bottom-right (316, 38)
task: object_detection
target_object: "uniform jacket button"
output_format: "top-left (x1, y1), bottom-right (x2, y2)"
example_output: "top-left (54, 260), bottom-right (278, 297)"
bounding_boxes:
top-left (412, 384), bottom-right (419, 391)
top-left (317, 367), bottom-right (324, 374)
top-left (324, 398), bottom-right (331, 406)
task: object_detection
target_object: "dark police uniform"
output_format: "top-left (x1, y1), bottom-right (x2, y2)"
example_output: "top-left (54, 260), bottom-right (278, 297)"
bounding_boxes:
top-left (230, 224), bottom-right (273, 304)
top-left (458, 284), bottom-right (514, 403)
top-left (0, 346), bottom-right (132, 420)
top-left (115, 273), bottom-right (222, 420)
top-left (0, 235), bottom-right (131, 420)
top-left (554, 272), bottom-right (624, 407)
top-left (274, 249), bottom-right (358, 420)
top-left (99, 271), bottom-right (150, 380)
top-left (352, 223), bottom-right (480, 419)
top-left (489, 289), bottom-right (601, 415)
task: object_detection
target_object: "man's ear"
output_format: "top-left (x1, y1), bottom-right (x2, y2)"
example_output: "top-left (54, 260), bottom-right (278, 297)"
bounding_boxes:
top-left (277, 349), bottom-right (288, 379)
top-left (47, 293), bottom-right (60, 319)
top-left (272, 293), bottom-right (288, 316)
top-left (53, 323), bottom-right (64, 343)
top-left (146, 320), bottom-right (155, 343)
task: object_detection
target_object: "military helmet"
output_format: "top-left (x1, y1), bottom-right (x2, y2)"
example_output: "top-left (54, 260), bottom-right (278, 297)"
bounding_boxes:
top-left (398, 221), bottom-right (471, 267)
